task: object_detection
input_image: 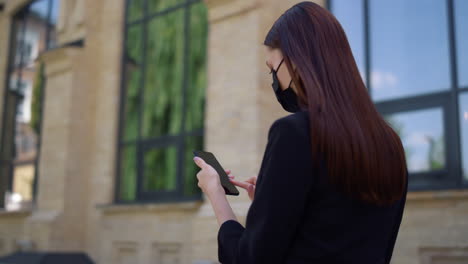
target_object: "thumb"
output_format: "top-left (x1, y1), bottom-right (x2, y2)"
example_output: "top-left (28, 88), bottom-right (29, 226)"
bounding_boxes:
top-left (193, 156), bottom-right (207, 169)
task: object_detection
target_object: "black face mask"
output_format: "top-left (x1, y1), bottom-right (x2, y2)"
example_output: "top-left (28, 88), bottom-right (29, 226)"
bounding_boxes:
top-left (270, 58), bottom-right (301, 113)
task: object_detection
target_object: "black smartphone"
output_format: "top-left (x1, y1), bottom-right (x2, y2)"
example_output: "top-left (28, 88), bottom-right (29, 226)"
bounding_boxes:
top-left (193, 150), bottom-right (240, 196)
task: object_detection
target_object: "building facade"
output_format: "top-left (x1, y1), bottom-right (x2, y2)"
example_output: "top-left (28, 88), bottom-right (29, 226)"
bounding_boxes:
top-left (0, 0), bottom-right (467, 263)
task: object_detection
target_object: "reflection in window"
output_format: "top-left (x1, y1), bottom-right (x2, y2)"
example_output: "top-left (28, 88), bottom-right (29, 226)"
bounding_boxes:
top-left (122, 25), bottom-right (142, 142)
top-left (119, 145), bottom-right (136, 201)
top-left (370, 0), bottom-right (450, 101)
top-left (331, 0), bottom-right (468, 189)
top-left (330, 0), bottom-right (365, 81)
top-left (0, 0), bottom-right (60, 210)
top-left (455, 0), bottom-right (468, 88)
top-left (186, 2), bottom-right (207, 132)
top-left (384, 108), bottom-right (445, 173)
top-left (460, 93), bottom-right (468, 182)
top-left (148, 0), bottom-right (185, 14)
top-left (143, 9), bottom-right (185, 139)
top-left (118, 0), bottom-right (207, 202)
top-left (127, 0), bottom-right (144, 22)
top-left (143, 146), bottom-right (178, 192)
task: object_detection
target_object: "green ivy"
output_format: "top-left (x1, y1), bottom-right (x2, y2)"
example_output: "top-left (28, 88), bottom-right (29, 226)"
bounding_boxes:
top-left (30, 63), bottom-right (44, 135)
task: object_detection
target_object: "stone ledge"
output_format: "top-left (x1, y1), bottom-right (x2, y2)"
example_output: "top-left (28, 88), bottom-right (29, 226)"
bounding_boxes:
top-left (38, 47), bottom-right (83, 77)
top-left (97, 200), bottom-right (204, 215)
top-left (407, 190), bottom-right (468, 201)
top-left (0, 208), bottom-right (32, 217)
top-left (3, 0), bottom-right (29, 15)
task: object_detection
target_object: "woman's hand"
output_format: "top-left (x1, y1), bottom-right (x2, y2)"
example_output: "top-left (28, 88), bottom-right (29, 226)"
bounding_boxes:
top-left (226, 169), bottom-right (257, 201)
top-left (193, 157), bottom-right (224, 197)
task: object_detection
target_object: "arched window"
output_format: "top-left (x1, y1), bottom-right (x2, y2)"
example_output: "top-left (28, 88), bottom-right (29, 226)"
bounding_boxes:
top-left (116, 0), bottom-right (208, 203)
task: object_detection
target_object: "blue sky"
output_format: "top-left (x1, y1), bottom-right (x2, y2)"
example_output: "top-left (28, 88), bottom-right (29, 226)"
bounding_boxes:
top-left (332, 0), bottom-right (468, 179)
top-left (29, 0), bottom-right (60, 24)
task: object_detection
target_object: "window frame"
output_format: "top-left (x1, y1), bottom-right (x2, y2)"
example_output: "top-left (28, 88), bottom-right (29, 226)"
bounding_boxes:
top-left (0, 0), bottom-right (56, 208)
top-left (115, 0), bottom-right (206, 204)
top-left (328, 0), bottom-right (467, 191)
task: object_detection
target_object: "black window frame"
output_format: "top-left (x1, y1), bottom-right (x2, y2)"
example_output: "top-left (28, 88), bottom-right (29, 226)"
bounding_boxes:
top-left (328, 0), bottom-right (468, 191)
top-left (115, 0), bottom-right (206, 204)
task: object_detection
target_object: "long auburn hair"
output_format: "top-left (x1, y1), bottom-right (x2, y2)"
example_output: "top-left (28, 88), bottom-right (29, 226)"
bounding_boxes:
top-left (264, 1), bottom-right (407, 206)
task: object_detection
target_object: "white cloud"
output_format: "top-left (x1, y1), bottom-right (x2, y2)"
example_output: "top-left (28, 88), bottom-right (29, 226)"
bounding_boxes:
top-left (406, 132), bottom-right (430, 147)
top-left (371, 70), bottom-right (398, 90)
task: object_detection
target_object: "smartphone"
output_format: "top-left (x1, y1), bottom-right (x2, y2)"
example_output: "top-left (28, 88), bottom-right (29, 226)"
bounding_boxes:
top-left (193, 150), bottom-right (240, 196)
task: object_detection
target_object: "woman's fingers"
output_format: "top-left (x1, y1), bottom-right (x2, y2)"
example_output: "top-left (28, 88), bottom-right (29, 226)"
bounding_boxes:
top-left (225, 169), bottom-right (236, 179)
top-left (229, 179), bottom-right (252, 190)
top-left (245, 175), bottom-right (257, 185)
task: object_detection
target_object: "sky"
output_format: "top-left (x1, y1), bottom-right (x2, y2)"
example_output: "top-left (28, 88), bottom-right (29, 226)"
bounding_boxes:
top-left (29, 0), bottom-right (60, 24)
top-left (332, 0), bottom-right (468, 180)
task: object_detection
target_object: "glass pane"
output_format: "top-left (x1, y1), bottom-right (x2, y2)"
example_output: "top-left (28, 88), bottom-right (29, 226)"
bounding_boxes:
top-left (0, 164), bottom-right (12, 207)
top-left (455, 0), bottom-right (468, 88)
top-left (13, 17), bottom-right (27, 68)
top-left (184, 135), bottom-right (203, 196)
top-left (119, 145), bottom-right (137, 201)
top-left (47, 0), bottom-right (60, 49)
top-left (370, 0), bottom-right (450, 101)
top-left (24, 1), bottom-right (49, 65)
top-left (12, 164), bottom-right (35, 202)
top-left (331, 0), bottom-right (365, 81)
top-left (0, 91), bottom-right (19, 161)
top-left (384, 108), bottom-right (445, 173)
top-left (30, 63), bottom-right (44, 144)
top-left (122, 25), bottom-right (143, 141)
top-left (148, 0), bottom-right (185, 14)
top-left (9, 40), bottom-right (45, 209)
top-left (128, 0), bottom-right (144, 21)
top-left (29, 0), bottom-right (49, 22)
top-left (143, 145), bottom-right (178, 191)
top-left (49, 0), bottom-right (60, 25)
top-left (185, 2), bottom-right (207, 132)
top-left (0, 1), bottom-right (60, 209)
top-left (143, 9), bottom-right (184, 138)
top-left (460, 93), bottom-right (468, 182)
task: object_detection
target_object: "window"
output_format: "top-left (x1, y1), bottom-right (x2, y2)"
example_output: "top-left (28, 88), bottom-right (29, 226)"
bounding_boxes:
top-left (460, 93), bottom-right (468, 183)
top-left (330, 0), bottom-right (467, 190)
top-left (14, 38), bottom-right (34, 67)
top-left (116, 0), bottom-right (208, 203)
top-left (455, 0), bottom-right (468, 88)
top-left (0, 0), bottom-right (60, 210)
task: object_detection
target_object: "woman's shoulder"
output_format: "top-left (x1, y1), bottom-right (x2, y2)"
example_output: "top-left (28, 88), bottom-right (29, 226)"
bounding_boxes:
top-left (269, 110), bottom-right (310, 140)
top-left (270, 110), bottom-right (309, 133)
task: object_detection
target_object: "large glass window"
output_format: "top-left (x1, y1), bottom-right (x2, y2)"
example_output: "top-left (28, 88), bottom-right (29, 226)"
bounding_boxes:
top-left (370, 0), bottom-right (450, 102)
top-left (385, 108), bottom-right (446, 174)
top-left (460, 93), bottom-right (468, 183)
top-left (330, 0), bottom-right (467, 190)
top-left (329, 0), bottom-right (365, 81)
top-left (117, 0), bottom-right (208, 203)
top-left (0, 0), bottom-right (60, 210)
top-left (455, 0), bottom-right (468, 88)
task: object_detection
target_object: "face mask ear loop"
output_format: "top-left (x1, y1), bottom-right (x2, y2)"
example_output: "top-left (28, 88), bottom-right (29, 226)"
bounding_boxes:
top-left (275, 58), bottom-right (285, 73)
top-left (287, 78), bottom-right (293, 89)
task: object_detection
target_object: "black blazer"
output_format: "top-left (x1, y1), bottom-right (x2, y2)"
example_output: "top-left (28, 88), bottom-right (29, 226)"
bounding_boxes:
top-left (217, 110), bottom-right (408, 264)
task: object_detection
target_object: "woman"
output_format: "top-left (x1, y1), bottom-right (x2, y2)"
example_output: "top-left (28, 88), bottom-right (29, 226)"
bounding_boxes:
top-left (193, 1), bottom-right (408, 264)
